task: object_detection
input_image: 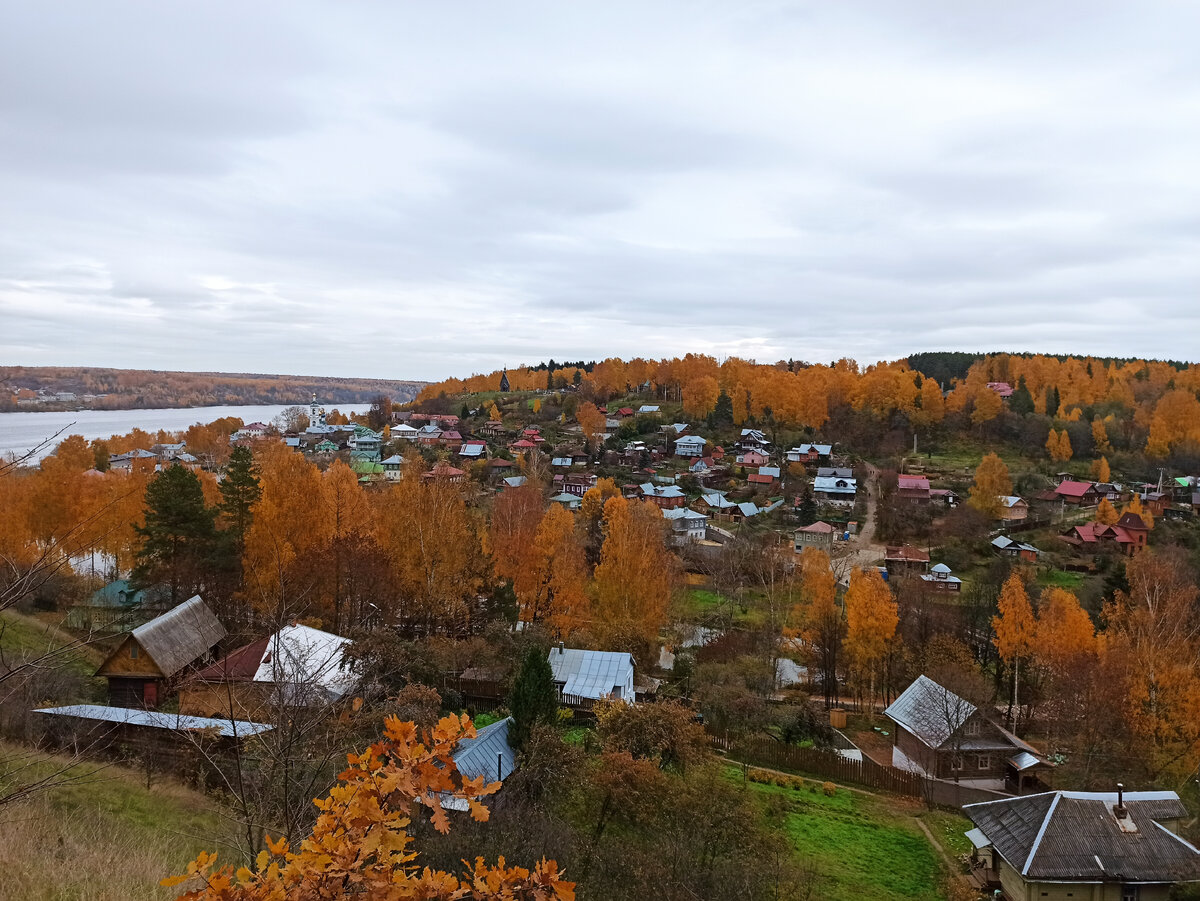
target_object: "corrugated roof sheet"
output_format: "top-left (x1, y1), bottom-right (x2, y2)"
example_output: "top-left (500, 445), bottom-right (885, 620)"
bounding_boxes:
top-left (35, 704), bottom-right (272, 738)
top-left (452, 717), bottom-right (515, 785)
top-left (966, 791), bottom-right (1200, 882)
top-left (548, 648), bottom-right (633, 701)
top-left (130, 596), bottom-right (225, 678)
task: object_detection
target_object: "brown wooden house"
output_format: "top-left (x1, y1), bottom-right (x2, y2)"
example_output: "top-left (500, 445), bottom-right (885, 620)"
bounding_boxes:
top-left (885, 675), bottom-right (1051, 793)
top-left (95, 596), bottom-right (225, 708)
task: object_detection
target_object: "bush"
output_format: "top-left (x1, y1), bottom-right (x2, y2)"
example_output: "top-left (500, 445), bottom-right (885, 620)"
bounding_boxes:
top-left (822, 781), bottom-right (836, 797)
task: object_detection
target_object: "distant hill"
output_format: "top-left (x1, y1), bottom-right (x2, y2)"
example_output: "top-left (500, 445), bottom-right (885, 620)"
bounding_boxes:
top-left (0, 366), bottom-right (426, 411)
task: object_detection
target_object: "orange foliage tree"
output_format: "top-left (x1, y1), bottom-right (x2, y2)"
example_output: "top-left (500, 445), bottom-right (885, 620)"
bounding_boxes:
top-left (1103, 552), bottom-right (1200, 781)
top-left (843, 567), bottom-right (897, 714)
top-left (591, 496), bottom-right (674, 654)
top-left (165, 714), bottom-right (573, 900)
top-left (992, 573), bottom-right (1035, 726)
top-left (524, 505), bottom-right (590, 635)
top-left (575, 402), bottom-right (607, 451)
top-left (796, 548), bottom-right (843, 708)
top-left (967, 453), bottom-right (1012, 519)
top-left (373, 463), bottom-right (486, 631)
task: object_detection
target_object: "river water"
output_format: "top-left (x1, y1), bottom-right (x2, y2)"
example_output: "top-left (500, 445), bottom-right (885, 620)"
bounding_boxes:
top-left (0, 403), bottom-right (372, 462)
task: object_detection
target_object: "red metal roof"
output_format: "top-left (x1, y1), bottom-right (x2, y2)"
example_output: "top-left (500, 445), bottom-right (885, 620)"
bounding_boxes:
top-left (1055, 480), bottom-right (1096, 497)
top-left (191, 637), bottom-right (270, 683)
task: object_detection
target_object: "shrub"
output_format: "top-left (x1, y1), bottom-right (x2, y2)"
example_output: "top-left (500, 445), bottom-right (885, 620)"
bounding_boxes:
top-left (822, 781), bottom-right (836, 797)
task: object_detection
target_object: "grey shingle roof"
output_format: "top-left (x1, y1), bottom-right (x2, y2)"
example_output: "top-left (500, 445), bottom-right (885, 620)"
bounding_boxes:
top-left (966, 791), bottom-right (1200, 883)
top-left (130, 596), bottom-right (225, 678)
top-left (884, 674), bottom-right (975, 749)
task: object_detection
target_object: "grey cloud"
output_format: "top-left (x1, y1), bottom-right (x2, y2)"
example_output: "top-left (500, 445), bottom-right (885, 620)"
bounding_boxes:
top-left (1, 1), bottom-right (1198, 379)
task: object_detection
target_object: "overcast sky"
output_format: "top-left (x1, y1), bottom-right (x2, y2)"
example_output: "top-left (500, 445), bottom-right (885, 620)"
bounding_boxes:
top-left (3, 2), bottom-right (1198, 381)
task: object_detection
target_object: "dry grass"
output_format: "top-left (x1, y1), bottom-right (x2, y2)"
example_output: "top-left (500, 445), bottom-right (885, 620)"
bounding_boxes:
top-left (0, 743), bottom-right (238, 901)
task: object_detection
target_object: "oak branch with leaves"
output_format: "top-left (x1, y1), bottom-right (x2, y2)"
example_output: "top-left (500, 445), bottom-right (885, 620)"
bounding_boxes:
top-left (165, 714), bottom-right (574, 901)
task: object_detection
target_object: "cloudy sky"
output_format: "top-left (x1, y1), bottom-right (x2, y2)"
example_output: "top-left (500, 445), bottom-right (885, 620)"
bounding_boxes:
top-left (3, 2), bottom-right (1198, 380)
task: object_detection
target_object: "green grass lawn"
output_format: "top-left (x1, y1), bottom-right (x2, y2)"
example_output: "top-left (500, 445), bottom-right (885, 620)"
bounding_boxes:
top-left (740, 772), bottom-right (951, 901)
top-left (1035, 568), bottom-right (1085, 590)
top-left (0, 609), bottom-right (106, 685)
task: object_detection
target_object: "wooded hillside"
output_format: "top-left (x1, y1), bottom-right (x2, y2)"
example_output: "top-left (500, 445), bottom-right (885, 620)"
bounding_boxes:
top-left (0, 366), bottom-right (425, 411)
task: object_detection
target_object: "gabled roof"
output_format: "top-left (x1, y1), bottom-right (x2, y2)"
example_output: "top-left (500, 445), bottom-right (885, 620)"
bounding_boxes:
top-left (452, 717), bottom-right (515, 786)
top-left (547, 648), bottom-right (633, 700)
top-left (999, 495), bottom-right (1026, 508)
top-left (1056, 480), bottom-right (1096, 497)
top-left (965, 791), bottom-right (1200, 883)
top-left (797, 521), bottom-right (835, 534)
top-left (699, 492), bottom-right (738, 509)
top-left (124, 596), bottom-right (225, 678)
top-left (884, 675), bottom-right (975, 749)
top-left (674, 434), bottom-right (706, 446)
top-left (663, 506), bottom-right (707, 521)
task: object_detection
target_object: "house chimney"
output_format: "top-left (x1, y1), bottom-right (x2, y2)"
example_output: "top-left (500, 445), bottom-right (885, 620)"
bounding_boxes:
top-left (1114, 783), bottom-right (1127, 819)
top-left (557, 641), bottom-right (565, 654)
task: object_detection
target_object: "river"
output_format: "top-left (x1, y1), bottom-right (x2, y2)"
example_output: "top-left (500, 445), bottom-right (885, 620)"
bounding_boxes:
top-left (0, 403), bottom-right (372, 462)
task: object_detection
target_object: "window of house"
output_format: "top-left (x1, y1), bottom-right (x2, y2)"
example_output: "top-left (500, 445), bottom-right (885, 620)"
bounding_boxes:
top-left (963, 719), bottom-right (980, 736)
top-left (977, 755), bottom-right (991, 771)
top-left (951, 755), bottom-right (963, 770)
top-left (130, 645), bottom-right (138, 659)
top-left (1122, 887), bottom-right (1140, 901)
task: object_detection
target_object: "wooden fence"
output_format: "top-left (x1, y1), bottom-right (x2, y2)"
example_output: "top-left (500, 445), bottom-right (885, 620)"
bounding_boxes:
top-left (710, 732), bottom-right (1006, 809)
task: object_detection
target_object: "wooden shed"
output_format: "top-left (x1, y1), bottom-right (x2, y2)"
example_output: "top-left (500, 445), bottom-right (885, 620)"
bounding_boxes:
top-left (95, 595), bottom-right (225, 708)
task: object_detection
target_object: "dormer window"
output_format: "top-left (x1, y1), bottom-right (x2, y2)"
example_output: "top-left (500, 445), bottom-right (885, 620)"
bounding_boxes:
top-left (963, 718), bottom-right (980, 736)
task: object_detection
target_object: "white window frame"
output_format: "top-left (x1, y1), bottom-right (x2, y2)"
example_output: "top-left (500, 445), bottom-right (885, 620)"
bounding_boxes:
top-left (977, 755), bottom-right (991, 771)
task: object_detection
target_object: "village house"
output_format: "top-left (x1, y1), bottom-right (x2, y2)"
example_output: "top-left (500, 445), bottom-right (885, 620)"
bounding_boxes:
top-left (748, 465), bottom-right (780, 487)
top-left (885, 545), bottom-right (930, 576)
top-left (991, 535), bottom-right (1040, 562)
top-left (964, 789), bottom-right (1200, 901)
top-left (380, 454), bottom-right (405, 480)
top-left (897, 475), bottom-right (931, 504)
top-left (930, 487), bottom-right (959, 507)
top-left (694, 491), bottom-right (739, 519)
top-left (1055, 479), bottom-right (1101, 505)
top-left (997, 496), bottom-right (1029, 522)
top-left (1061, 512), bottom-right (1149, 556)
top-left (563, 473), bottom-right (597, 497)
top-left (458, 440), bottom-right (487, 460)
top-left (416, 424), bottom-right (443, 446)
top-left (794, 521), bottom-right (836, 554)
top-left (443, 717), bottom-right (516, 811)
top-left (422, 461), bottom-right (466, 483)
top-left (548, 645), bottom-right (635, 704)
top-left (921, 562), bottom-right (962, 592)
top-left (674, 434), bottom-right (707, 458)
top-left (179, 624), bottom-right (355, 719)
top-left (392, 423), bottom-right (420, 441)
top-left (95, 596), bottom-right (225, 708)
top-left (886, 675), bottom-right (1051, 792)
top-left (813, 473), bottom-right (857, 506)
top-left (549, 491), bottom-right (582, 510)
top-left (662, 506), bottom-right (709, 545)
top-left (786, 443), bottom-right (832, 464)
top-left (737, 449), bottom-right (770, 467)
top-left (738, 428), bottom-right (770, 451)
top-left (637, 404), bottom-right (660, 415)
top-left (66, 580), bottom-right (171, 635)
top-left (639, 481), bottom-right (687, 509)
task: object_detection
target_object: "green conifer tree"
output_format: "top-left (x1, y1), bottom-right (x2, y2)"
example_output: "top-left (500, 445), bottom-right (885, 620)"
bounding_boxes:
top-left (132, 464), bottom-right (217, 605)
top-left (509, 647), bottom-right (560, 749)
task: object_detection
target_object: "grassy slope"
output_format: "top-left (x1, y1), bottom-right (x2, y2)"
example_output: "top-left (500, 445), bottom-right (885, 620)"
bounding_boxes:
top-left (0, 743), bottom-right (237, 901)
top-left (743, 774), bottom-right (965, 901)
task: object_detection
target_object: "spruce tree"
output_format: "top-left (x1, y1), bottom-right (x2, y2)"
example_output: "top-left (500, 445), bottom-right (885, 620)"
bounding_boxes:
top-left (1010, 375), bottom-right (1034, 415)
top-left (219, 446), bottom-right (261, 567)
top-left (133, 464), bottom-right (217, 605)
top-left (509, 647), bottom-right (560, 749)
